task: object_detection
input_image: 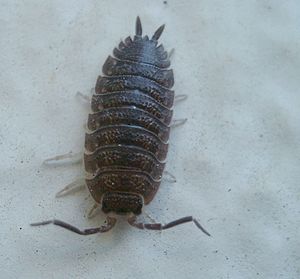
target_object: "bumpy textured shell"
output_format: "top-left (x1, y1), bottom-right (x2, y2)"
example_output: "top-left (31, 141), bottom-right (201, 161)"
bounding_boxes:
top-left (84, 21), bottom-right (174, 205)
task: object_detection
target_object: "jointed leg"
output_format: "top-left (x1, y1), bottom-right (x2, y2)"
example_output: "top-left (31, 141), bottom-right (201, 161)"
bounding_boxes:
top-left (144, 212), bottom-right (157, 223)
top-left (174, 94), bottom-right (188, 104)
top-left (55, 178), bottom-right (86, 198)
top-left (43, 151), bottom-right (83, 166)
top-left (168, 48), bottom-right (175, 60)
top-left (163, 170), bottom-right (177, 183)
top-left (87, 203), bottom-right (101, 219)
top-left (128, 215), bottom-right (210, 236)
top-left (76, 87), bottom-right (94, 105)
top-left (170, 118), bottom-right (187, 128)
top-left (76, 91), bottom-right (91, 104)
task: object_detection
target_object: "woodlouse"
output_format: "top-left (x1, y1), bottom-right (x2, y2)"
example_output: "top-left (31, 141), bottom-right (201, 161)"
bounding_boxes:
top-left (31, 17), bottom-right (210, 236)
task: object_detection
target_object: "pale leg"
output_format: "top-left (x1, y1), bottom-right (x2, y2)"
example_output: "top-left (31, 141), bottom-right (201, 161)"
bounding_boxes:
top-left (163, 170), bottom-right (177, 183)
top-left (87, 203), bottom-right (101, 219)
top-left (144, 212), bottom-right (157, 223)
top-left (43, 151), bottom-right (83, 166)
top-left (76, 91), bottom-right (91, 105)
top-left (55, 177), bottom-right (86, 198)
top-left (170, 118), bottom-right (187, 128)
top-left (168, 48), bottom-right (175, 60)
top-left (76, 87), bottom-right (94, 105)
top-left (174, 94), bottom-right (188, 104)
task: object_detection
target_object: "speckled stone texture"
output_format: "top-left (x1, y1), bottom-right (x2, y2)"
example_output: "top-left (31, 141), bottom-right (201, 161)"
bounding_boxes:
top-left (1, 1), bottom-right (299, 278)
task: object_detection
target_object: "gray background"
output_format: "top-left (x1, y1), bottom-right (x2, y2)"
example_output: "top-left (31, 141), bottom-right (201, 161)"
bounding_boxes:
top-left (1, 0), bottom-right (300, 278)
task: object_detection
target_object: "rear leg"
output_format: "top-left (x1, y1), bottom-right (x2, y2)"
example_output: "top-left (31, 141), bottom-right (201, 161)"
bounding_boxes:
top-left (87, 203), bottom-right (101, 219)
top-left (144, 212), bottom-right (157, 223)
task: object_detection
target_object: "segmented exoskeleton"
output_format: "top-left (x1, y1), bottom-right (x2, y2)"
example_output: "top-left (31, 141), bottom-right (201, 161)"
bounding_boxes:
top-left (31, 17), bottom-right (210, 236)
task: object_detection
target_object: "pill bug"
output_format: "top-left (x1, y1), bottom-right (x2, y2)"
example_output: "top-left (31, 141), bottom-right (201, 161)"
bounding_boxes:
top-left (31, 17), bottom-right (210, 236)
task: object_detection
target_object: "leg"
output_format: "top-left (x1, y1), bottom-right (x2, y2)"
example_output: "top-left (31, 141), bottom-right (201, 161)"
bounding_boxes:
top-left (174, 94), bottom-right (188, 104)
top-left (43, 151), bottom-right (83, 166)
top-left (76, 91), bottom-right (91, 104)
top-left (163, 170), bottom-right (177, 183)
top-left (128, 215), bottom-right (210, 236)
top-left (55, 178), bottom-right (86, 198)
top-left (87, 203), bottom-right (101, 219)
top-left (144, 211), bottom-right (157, 223)
top-left (31, 216), bottom-right (117, 235)
top-left (168, 48), bottom-right (175, 60)
top-left (76, 87), bottom-right (94, 105)
top-left (170, 118), bottom-right (187, 128)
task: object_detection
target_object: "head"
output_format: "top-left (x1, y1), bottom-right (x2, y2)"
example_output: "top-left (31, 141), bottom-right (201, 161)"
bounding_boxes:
top-left (101, 192), bottom-right (143, 215)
